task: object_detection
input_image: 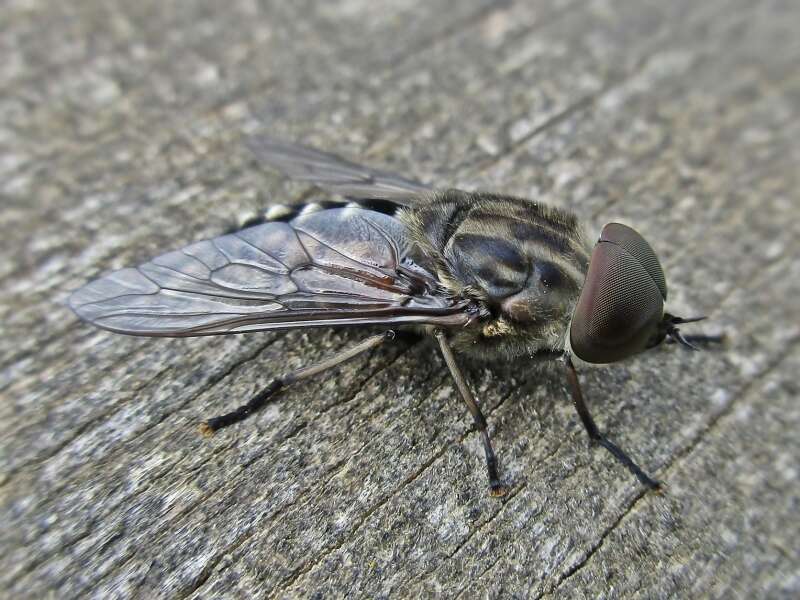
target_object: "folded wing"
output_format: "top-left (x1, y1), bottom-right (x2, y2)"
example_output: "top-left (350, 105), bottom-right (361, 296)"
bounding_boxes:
top-left (247, 137), bottom-right (431, 204)
top-left (69, 208), bottom-right (466, 336)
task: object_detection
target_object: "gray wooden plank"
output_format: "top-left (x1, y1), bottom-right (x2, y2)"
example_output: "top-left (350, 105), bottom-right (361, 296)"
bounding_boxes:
top-left (0, 0), bottom-right (692, 475)
top-left (551, 343), bottom-right (800, 599)
top-left (2, 0), bottom-right (799, 598)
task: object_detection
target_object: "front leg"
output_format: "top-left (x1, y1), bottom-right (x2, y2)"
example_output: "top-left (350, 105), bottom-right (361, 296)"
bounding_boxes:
top-left (564, 355), bottom-right (660, 489)
top-left (435, 330), bottom-right (507, 497)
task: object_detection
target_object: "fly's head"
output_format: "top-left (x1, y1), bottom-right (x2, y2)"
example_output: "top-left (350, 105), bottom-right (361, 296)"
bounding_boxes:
top-left (569, 222), bottom-right (705, 364)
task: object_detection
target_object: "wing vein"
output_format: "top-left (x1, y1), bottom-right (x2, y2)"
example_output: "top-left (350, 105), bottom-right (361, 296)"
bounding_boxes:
top-left (232, 232), bottom-right (289, 270)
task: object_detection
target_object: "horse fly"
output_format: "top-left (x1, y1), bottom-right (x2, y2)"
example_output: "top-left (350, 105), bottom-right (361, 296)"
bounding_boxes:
top-left (69, 137), bottom-right (718, 496)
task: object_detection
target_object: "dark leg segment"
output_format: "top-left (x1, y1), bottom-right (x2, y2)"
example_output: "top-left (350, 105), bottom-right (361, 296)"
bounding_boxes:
top-left (435, 330), bottom-right (506, 497)
top-left (199, 330), bottom-right (395, 435)
top-left (564, 356), bottom-right (660, 489)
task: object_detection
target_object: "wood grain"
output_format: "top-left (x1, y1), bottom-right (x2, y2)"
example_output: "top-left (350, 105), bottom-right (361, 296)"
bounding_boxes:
top-left (2, 0), bottom-right (798, 597)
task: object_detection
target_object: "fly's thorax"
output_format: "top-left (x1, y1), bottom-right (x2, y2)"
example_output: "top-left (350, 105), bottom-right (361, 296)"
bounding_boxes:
top-left (401, 189), bottom-right (592, 359)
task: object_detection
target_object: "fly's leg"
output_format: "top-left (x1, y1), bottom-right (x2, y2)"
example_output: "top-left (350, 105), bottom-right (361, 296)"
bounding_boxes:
top-left (435, 330), bottom-right (507, 497)
top-left (199, 331), bottom-right (395, 435)
top-left (564, 356), bottom-right (660, 489)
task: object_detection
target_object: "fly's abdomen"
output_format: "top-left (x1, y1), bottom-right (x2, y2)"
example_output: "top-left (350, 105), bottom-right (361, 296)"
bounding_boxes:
top-left (232, 199), bottom-right (405, 233)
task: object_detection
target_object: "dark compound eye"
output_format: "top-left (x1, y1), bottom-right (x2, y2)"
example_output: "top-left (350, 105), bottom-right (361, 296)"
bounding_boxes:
top-left (570, 223), bottom-right (667, 364)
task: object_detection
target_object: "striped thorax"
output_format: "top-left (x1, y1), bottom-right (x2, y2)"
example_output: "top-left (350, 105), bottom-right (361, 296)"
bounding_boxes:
top-left (402, 189), bottom-right (592, 359)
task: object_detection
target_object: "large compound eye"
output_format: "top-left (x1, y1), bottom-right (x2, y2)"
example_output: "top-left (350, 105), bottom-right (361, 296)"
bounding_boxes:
top-left (570, 223), bottom-right (667, 364)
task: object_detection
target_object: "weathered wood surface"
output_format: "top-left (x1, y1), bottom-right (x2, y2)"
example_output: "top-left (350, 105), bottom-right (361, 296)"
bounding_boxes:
top-left (2, 0), bottom-right (799, 597)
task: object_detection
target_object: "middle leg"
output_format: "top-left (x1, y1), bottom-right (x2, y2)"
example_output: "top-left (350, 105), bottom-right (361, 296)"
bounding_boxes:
top-left (435, 330), bottom-right (506, 497)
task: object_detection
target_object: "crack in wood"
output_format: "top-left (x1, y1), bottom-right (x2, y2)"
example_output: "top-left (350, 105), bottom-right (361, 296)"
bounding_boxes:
top-left (267, 445), bottom-right (451, 599)
top-left (1, 334), bottom-right (282, 492)
top-left (454, 552), bottom-right (504, 600)
top-left (4, 1), bottom-right (798, 597)
top-left (405, 238), bottom-right (800, 598)
top-left (539, 337), bottom-right (800, 598)
top-left (264, 368), bottom-right (540, 597)
top-left (79, 341), bottom-right (417, 596)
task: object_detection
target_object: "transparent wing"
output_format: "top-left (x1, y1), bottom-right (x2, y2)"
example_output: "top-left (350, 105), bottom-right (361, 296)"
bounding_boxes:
top-left (69, 208), bottom-right (468, 337)
top-left (247, 137), bottom-right (431, 204)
